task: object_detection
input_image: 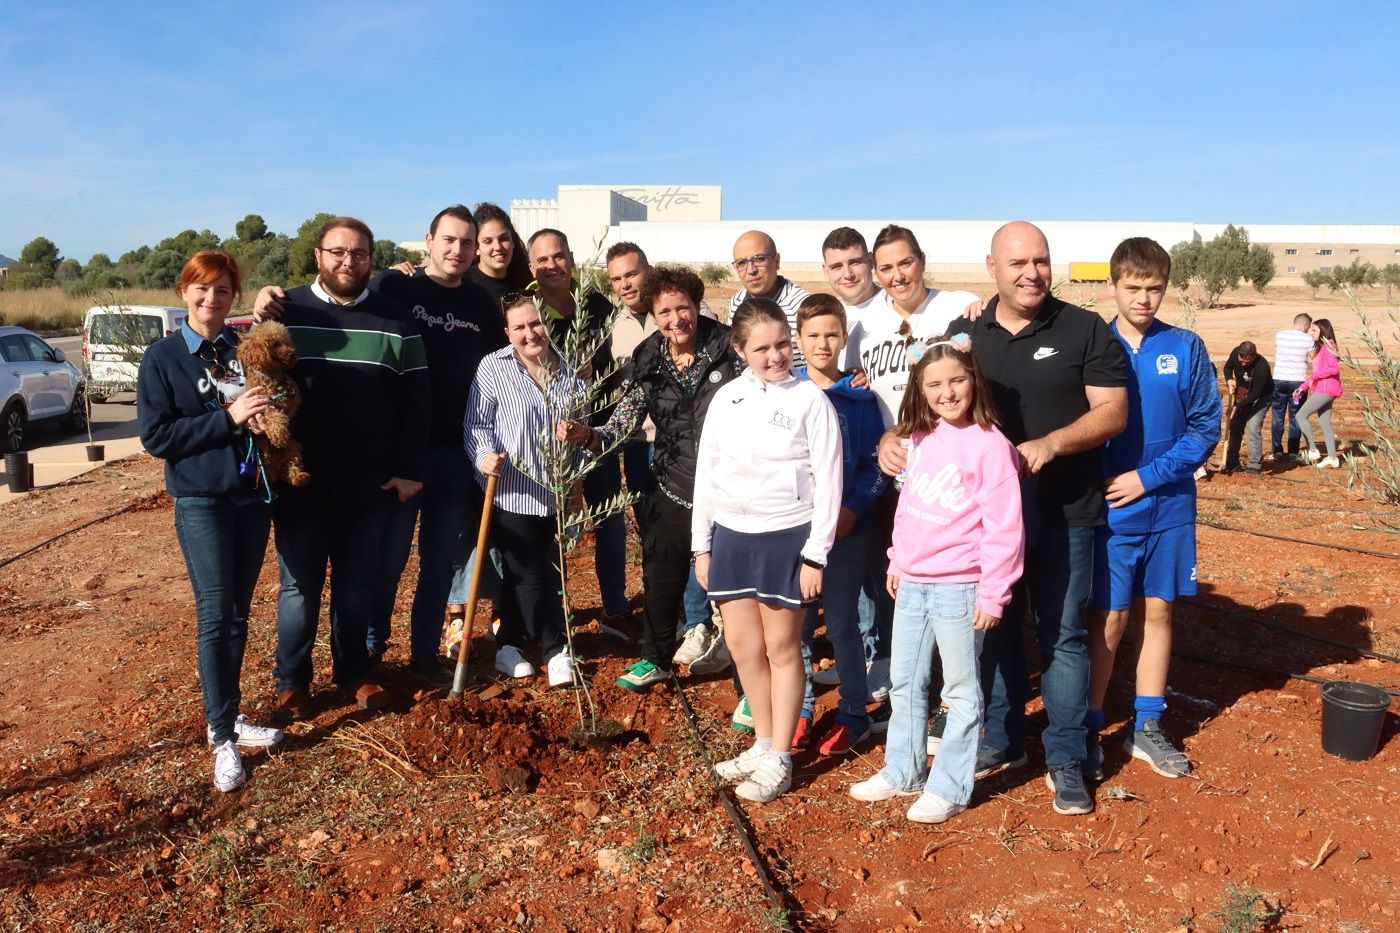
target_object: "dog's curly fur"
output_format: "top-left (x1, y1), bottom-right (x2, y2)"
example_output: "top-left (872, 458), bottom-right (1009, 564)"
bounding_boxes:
top-left (237, 321), bottom-right (310, 487)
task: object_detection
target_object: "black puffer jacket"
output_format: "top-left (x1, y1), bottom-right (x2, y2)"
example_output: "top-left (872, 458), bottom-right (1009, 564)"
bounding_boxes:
top-left (630, 316), bottom-right (741, 503)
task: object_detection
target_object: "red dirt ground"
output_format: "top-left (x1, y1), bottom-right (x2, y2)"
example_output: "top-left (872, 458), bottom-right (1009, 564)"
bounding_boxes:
top-left (2, 443), bottom-right (1398, 931)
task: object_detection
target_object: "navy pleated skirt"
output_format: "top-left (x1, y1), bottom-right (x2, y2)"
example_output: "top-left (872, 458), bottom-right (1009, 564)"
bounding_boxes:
top-left (705, 522), bottom-right (813, 609)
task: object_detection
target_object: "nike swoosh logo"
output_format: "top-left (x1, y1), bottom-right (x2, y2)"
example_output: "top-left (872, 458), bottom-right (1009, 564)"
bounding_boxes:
top-left (1032, 347), bottom-right (1059, 360)
top-left (731, 398), bottom-right (743, 404)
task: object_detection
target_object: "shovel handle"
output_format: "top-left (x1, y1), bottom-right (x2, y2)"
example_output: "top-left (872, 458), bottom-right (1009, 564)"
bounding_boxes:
top-left (450, 472), bottom-right (498, 698)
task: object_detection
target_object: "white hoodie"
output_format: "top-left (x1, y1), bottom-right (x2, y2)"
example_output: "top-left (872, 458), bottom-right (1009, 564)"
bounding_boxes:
top-left (691, 368), bottom-right (843, 565)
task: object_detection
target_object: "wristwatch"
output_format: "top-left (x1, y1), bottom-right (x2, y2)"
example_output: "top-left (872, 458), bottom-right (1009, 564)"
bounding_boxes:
top-left (801, 557), bottom-right (825, 570)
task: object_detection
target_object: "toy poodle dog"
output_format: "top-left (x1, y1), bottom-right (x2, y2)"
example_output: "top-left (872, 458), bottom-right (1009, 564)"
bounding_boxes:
top-left (236, 321), bottom-right (310, 487)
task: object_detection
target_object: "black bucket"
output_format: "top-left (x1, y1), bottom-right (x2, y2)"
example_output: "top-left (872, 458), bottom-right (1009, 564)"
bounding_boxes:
top-left (4, 451), bottom-right (30, 493)
top-left (1320, 680), bottom-right (1392, 761)
top-left (86, 444), bottom-right (105, 462)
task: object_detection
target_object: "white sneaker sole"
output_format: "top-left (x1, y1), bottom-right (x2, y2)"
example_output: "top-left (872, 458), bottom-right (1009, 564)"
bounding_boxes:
top-left (850, 779), bottom-right (920, 802)
top-left (1125, 742), bottom-right (1192, 779)
top-left (907, 795), bottom-right (966, 824)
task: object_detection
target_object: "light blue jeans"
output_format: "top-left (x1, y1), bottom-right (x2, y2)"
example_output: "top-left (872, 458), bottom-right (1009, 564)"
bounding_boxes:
top-left (880, 581), bottom-right (984, 806)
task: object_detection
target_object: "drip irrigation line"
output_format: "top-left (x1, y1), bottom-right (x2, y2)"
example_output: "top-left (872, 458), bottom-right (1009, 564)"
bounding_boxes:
top-left (1197, 494), bottom-right (1385, 516)
top-left (1181, 596), bottom-right (1400, 664)
top-left (0, 498), bottom-right (152, 570)
top-left (671, 673), bottom-right (796, 932)
top-left (1197, 520), bottom-right (1400, 561)
top-left (1172, 649), bottom-right (1400, 698)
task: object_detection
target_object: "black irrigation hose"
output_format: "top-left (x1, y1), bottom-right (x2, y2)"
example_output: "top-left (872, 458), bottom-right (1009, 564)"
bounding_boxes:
top-left (1181, 596), bottom-right (1400, 665)
top-left (1197, 494), bottom-right (1385, 516)
top-left (1172, 649), bottom-right (1400, 698)
top-left (0, 499), bottom-right (150, 570)
top-left (1198, 519), bottom-right (1400, 561)
top-left (671, 673), bottom-right (797, 932)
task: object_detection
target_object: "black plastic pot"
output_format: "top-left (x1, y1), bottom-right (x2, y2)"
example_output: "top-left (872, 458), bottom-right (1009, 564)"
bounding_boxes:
top-left (1320, 680), bottom-right (1392, 761)
top-left (86, 444), bottom-right (105, 462)
top-left (4, 451), bottom-right (30, 493)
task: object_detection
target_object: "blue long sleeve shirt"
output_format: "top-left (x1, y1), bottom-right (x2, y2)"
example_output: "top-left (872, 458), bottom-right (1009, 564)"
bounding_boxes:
top-left (797, 368), bottom-right (888, 535)
top-left (1101, 319), bottom-right (1222, 533)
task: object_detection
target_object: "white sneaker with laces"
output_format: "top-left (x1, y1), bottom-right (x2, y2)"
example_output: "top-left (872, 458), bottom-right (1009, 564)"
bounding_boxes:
top-left (207, 714), bottom-right (284, 748)
top-left (495, 645), bottom-right (536, 678)
top-left (1319, 456), bottom-right (1340, 469)
top-left (715, 743), bottom-right (768, 782)
top-left (212, 740), bottom-right (246, 793)
top-left (672, 624), bottom-right (714, 667)
top-left (735, 753), bottom-right (791, 803)
top-left (907, 792), bottom-right (966, 824)
top-left (688, 626), bottom-right (732, 675)
top-left (547, 651), bottom-right (574, 688)
top-left (850, 771), bottom-right (919, 802)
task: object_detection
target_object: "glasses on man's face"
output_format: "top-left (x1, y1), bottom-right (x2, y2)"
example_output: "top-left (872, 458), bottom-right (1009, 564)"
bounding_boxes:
top-left (732, 252), bottom-right (773, 272)
top-left (317, 247), bottom-right (371, 264)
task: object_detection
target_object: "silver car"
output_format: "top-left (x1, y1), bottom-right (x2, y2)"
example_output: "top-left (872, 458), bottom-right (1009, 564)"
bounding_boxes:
top-left (1, 325), bottom-right (87, 453)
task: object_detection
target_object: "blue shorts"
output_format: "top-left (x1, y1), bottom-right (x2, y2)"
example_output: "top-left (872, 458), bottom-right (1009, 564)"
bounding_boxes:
top-left (1092, 523), bottom-right (1197, 611)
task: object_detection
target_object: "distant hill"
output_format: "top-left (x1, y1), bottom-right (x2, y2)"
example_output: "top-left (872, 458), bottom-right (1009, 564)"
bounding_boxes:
top-left (0, 254), bottom-right (15, 268)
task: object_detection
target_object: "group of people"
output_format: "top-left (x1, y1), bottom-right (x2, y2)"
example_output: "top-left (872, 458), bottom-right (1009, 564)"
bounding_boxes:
top-left (136, 208), bottom-right (1265, 824)
top-left (1220, 313), bottom-right (1345, 474)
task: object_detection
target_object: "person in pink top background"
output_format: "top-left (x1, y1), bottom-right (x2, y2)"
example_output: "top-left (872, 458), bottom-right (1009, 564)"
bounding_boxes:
top-left (849, 334), bottom-right (1024, 824)
top-left (1294, 318), bottom-right (1344, 468)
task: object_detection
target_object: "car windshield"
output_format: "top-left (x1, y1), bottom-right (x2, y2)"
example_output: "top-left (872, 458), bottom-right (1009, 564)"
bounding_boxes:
top-left (90, 313), bottom-right (163, 347)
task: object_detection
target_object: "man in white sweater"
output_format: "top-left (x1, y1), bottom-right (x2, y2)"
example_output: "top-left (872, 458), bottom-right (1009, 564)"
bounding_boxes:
top-left (1271, 313), bottom-right (1314, 459)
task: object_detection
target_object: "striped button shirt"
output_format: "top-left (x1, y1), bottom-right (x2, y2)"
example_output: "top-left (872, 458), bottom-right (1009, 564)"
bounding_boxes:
top-left (465, 346), bottom-right (585, 517)
top-left (727, 277), bottom-right (812, 366)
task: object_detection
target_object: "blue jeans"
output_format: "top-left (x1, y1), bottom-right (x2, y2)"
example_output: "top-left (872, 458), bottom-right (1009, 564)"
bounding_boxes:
top-left (273, 477), bottom-right (395, 692)
top-left (174, 496), bottom-right (271, 745)
top-left (881, 581), bottom-right (983, 805)
top-left (1271, 381), bottom-right (1303, 455)
top-left (980, 522), bottom-right (1095, 770)
top-left (582, 451), bottom-right (629, 616)
top-left (370, 446), bottom-right (485, 659)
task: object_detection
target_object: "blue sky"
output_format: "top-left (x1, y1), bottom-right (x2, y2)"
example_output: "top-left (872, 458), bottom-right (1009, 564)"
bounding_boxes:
top-left (3, 1), bottom-right (1397, 261)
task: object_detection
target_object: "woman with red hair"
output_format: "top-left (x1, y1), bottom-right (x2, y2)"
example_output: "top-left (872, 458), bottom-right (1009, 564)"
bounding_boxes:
top-left (137, 250), bottom-right (284, 793)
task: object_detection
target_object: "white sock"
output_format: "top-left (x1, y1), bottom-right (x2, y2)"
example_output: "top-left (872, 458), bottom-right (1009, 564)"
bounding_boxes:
top-left (755, 736), bottom-right (772, 751)
top-left (772, 750), bottom-right (792, 767)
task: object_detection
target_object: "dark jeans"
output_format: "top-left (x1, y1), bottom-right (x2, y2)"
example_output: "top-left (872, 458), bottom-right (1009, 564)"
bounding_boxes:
top-left (622, 439), bottom-right (658, 537)
top-left (1270, 381), bottom-right (1303, 455)
top-left (174, 496), bottom-right (271, 745)
top-left (866, 484), bottom-right (899, 663)
top-left (273, 476), bottom-right (395, 692)
top-left (583, 451), bottom-right (629, 616)
top-left (491, 508), bottom-right (565, 660)
top-left (639, 490), bottom-right (692, 669)
top-left (980, 521), bottom-right (1095, 770)
top-left (370, 445), bottom-right (479, 658)
top-left (801, 532), bottom-right (872, 721)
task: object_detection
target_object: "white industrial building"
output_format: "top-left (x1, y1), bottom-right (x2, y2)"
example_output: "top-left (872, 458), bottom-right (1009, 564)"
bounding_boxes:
top-left (403, 185), bottom-right (1400, 283)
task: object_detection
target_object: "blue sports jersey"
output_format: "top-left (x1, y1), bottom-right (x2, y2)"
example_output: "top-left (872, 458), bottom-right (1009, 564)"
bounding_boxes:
top-left (1101, 319), bottom-right (1221, 533)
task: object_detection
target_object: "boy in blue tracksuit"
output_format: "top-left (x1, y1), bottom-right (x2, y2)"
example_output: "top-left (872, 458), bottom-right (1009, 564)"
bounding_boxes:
top-left (1088, 238), bottom-right (1221, 781)
top-left (795, 294), bottom-right (888, 756)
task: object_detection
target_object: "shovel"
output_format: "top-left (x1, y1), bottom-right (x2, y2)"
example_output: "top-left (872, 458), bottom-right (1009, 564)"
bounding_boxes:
top-left (449, 472), bottom-right (499, 699)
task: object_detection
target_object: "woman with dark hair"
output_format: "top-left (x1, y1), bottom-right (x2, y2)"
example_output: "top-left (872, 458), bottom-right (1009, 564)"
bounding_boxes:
top-left (469, 202), bottom-right (534, 304)
top-left (556, 266), bottom-right (743, 693)
top-left (1295, 317), bottom-right (1343, 468)
top-left (137, 250), bottom-right (283, 793)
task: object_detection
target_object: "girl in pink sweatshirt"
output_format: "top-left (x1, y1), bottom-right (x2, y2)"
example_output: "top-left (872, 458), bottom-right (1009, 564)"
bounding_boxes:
top-left (850, 334), bottom-right (1024, 823)
top-left (1294, 317), bottom-right (1343, 468)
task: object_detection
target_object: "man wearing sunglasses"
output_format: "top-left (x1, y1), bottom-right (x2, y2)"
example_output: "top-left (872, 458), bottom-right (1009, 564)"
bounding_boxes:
top-left (727, 230), bottom-right (810, 365)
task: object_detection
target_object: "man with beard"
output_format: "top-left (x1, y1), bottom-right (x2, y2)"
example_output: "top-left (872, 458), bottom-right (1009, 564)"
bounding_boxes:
top-left (265, 216), bottom-right (430, 719)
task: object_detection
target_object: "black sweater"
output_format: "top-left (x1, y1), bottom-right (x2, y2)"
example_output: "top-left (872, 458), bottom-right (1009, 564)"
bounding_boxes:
top-left (279, 285), bottom-right (431, 483)
top-left (373, 269), bottom-right (506, 448)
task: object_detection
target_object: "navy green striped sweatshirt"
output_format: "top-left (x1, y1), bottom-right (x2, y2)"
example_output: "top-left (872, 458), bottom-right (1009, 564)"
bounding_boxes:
top-left (279, 285), bottom-right (431, 483)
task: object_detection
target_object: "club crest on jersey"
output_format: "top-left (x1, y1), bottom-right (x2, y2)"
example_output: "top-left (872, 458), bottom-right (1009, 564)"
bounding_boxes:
top-left (769, 410), bottom-right (795, 430)
top-left (709, 370), bottom-right (722, 383)
top-left (1156, 354), bottom-right (1179, 375)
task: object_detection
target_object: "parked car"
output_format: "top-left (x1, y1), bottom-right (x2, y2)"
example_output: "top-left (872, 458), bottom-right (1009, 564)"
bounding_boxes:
top-left (1, 326), bottom-right (86, 453)
top-left (82, 305), bottom-right (185, 401)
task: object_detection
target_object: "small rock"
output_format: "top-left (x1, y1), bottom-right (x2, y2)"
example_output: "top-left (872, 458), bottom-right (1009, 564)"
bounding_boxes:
top-left (595, 847), bottom-right (627, 875)
top-left (574, 800), bottom-right (600, 820)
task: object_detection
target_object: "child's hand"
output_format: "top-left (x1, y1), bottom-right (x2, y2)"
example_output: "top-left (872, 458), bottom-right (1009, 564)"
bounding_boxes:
top-left (800, 565), bottom-right (823, 601)
top-left (886, 575), bottom-right (899, 599)
top-left (693, 553), bottom-right (710, 591)
top-left (973, 607), bottom-right (1000, 631)
top-left (1104, 469), bottom-right (1147, 508)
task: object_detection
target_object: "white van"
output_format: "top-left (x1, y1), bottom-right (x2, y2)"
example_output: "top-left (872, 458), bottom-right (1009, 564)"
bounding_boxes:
top-left (82, 305), bottom-right (186, 400)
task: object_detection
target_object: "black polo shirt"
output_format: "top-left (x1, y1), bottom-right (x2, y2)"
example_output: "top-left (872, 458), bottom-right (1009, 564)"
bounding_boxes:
top-left (947, 295), bottom-right (1127, 526)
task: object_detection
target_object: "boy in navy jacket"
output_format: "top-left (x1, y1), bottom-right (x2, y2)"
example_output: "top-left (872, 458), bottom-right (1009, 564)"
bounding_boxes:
top-left (795, 294), bottom-right (887, 756)
top-left (1088, 238), bottom-right (1221, 780)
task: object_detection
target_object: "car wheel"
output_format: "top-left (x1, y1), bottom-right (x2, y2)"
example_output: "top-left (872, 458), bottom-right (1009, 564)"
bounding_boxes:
top-left (63, 386), bottom-right (89, 434)
top-left (1, 402), bottom-right (26, 454)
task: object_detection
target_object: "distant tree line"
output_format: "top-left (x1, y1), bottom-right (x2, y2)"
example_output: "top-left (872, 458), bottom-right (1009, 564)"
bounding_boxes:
top-left (1168, 224), bottom-right (1276, 308)
top-left (1302, 258), bottom-right (1400, 300)
top-left (4, 214), bottom-right (421, 297)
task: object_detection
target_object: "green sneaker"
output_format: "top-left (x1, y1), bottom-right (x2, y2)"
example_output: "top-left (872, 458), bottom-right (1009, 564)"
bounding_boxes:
top-left (616, 660), bottom-right (668, 692)
top-left (731, 696), bottom-right (754, 733)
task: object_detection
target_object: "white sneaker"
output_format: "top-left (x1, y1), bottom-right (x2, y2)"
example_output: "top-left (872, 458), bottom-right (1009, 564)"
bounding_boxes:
top-left (495, 645), bottom-right (535, 678)
top-left (850, 771), bottom-right (919, 802)
top-left (735, 753), bottom-right (791, 802)
top-left (866, 657), bottom-right (891, 702)
top-left (212, 740), bottom-right (246, 793)
top-left (672, 624), bottom-right (714, 667)
top-left (207, 714), bottom-right (284, 748)
top-left (547, 651), bottom-right (574, 688)
top-left (811, 665), bottom-right (841, 686)
top-left (907, 792), bottom-right (966, 824)
top-left (1319, 456), bottom-right (1341, 469)
top-left (1301, 448), bottom-right (1321, 463)
top-left (715, 743), bottom-right (768, 782)
top-left (688, 626), bottom-right (732, 675)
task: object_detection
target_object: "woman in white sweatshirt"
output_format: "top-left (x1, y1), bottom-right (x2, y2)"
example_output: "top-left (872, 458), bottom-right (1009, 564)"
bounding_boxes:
top-left (692, 297), bottom-right (843, 802)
